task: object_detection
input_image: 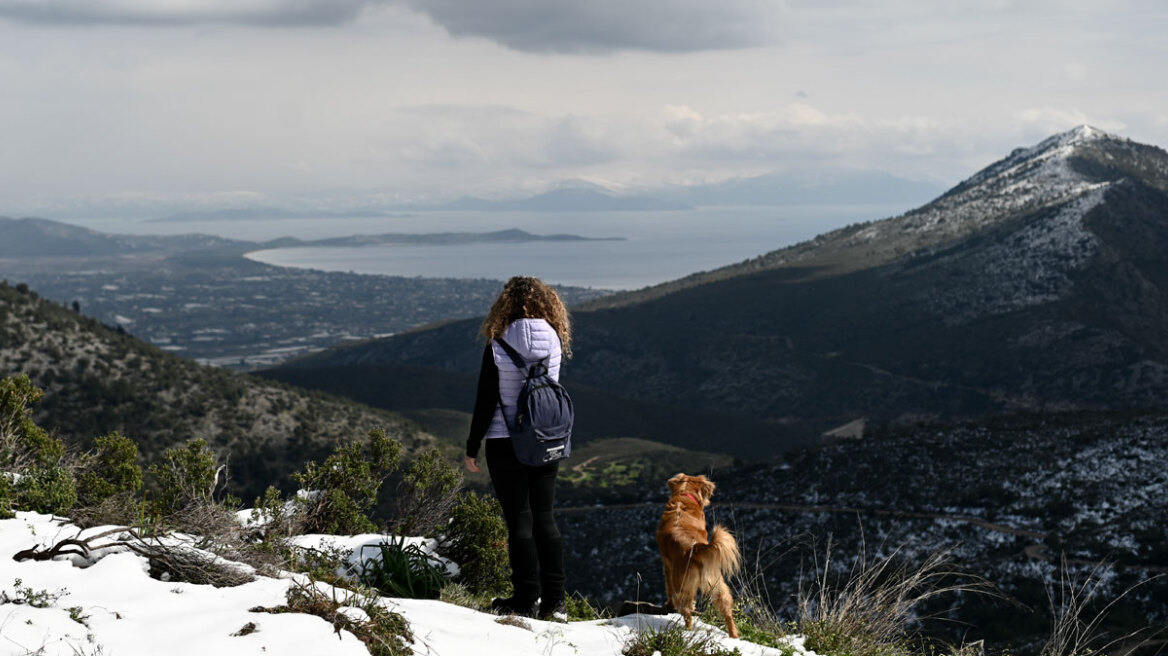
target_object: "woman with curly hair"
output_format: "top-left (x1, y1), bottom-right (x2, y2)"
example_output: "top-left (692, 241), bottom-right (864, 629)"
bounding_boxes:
top-left (465, 275), bottom-right (572, 620)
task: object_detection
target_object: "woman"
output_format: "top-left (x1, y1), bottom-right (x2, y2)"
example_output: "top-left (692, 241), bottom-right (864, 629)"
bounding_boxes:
top-left (465, 275), bottom-right (571, 620)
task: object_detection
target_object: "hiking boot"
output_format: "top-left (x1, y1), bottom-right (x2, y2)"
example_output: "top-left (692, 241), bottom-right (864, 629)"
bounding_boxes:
top-left (537, 598), bottom-right (567, 622)
top-left (491, 596), bottom-right (538, 617)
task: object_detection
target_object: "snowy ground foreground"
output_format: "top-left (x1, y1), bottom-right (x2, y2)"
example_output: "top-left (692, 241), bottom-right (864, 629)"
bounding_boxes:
top-left (1, 512), bottom-right (804, 656)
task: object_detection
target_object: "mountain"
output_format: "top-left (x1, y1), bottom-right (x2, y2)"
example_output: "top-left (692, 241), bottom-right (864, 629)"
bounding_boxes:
top-left (0, 217), bottom-right (618, 258)
top-left (0, 216), bottom-right (245, 256)
top-left (266, 126), bottom-right (1168, 458)
top-left (0, 281), bottom-right (432, 500)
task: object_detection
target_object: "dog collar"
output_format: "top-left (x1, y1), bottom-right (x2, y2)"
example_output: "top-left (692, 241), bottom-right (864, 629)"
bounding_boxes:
top-left (683, 492), bottom-right (701, 505)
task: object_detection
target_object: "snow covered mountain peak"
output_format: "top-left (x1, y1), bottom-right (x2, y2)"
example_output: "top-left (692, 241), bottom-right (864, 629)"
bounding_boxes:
top-left (841, 129), bottom-right (1119, 250)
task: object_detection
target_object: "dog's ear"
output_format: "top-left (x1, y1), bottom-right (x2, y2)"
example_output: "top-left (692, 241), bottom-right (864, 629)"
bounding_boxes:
top-left (696, 475), bottom-right (716, 503)
top-left (667, 473), bottom-right (688, 495)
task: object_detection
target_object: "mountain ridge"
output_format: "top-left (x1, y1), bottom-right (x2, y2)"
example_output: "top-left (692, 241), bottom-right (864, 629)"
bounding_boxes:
top-left (268, 126), bottom-right (1168, 456)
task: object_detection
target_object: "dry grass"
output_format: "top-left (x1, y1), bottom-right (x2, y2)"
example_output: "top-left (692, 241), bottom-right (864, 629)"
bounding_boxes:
top-left (796, 536), bottom-right (997, 656)
top-left (1040, 559), bottom-right (1163, 656)
top-left (251, 577), bottom-right (413, 656)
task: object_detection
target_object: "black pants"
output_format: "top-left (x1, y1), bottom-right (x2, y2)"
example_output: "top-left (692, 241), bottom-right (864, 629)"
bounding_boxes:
top-left (486, 437), bottom-right (565, 603)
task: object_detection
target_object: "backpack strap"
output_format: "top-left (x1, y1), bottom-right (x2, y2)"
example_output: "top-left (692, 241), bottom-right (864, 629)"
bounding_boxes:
top-left (493, 337), bottom-right (529, 371)
top-left (495, 337), bottom-right (542, 433)
top-left (494, 337), bottom-right (551, 375)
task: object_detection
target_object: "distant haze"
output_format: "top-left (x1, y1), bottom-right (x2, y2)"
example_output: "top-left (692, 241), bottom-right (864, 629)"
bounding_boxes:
top-left (0, 1), bottom-right (1165, 219)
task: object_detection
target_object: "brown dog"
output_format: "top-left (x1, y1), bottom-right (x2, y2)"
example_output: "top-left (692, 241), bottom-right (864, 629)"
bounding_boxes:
top-left (655, 473), bottom-right (741, 638)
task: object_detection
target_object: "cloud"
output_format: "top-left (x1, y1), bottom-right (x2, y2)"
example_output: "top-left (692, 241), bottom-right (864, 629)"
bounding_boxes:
top-left (0, 0), bottom-right (779, 50)
top-left (366, 105), bottom-right (624, 171)
top-left (0, 0), bottom-right (379, 26)
top-left (660, 104), bottom-right (948, 160)
top-left (390, 0), bottom-right (779, 53)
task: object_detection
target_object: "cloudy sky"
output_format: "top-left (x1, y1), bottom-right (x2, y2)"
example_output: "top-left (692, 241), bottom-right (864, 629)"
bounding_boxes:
top-left (1, 0), bottom-right (1165, 216)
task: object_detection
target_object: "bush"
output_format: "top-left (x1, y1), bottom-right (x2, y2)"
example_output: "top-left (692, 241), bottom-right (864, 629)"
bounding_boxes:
top-left (294, 428), bottom-right (402, 535)
top-left (0, 474), bottom-right (11, 519)
top-left (0, 375), bottom-right (76, 515)
top-left (391, 447), bottom-right (462, 537)
top-left (247, 485), bottom-right (307, 541)
top-left (566, 592), bottom-right (609, 622)
top-left (440, 491), bottom-right (510, 596)
top-left (149, 438), bottom-right (220, 516)
top-left (357, 538), bottom-right (450, 600)
top-left (253, 577), bottom-right (413, 656)
top-left (76, 431), bottom-right (143, 508)
top-left (622, 623), bottom-right (742, 656)
top-left (14, 465), bottom-right (77, 515)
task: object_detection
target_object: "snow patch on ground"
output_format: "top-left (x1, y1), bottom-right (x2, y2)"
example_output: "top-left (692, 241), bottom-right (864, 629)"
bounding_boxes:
top-left (0, 512), bottom-right (802, 656)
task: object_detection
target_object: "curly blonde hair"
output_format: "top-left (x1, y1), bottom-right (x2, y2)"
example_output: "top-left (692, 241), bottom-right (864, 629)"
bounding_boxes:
top-left (481, 276), bottom-right (572, 358)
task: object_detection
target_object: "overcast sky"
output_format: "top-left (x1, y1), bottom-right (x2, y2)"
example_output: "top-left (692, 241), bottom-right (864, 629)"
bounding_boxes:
top-left (1, 0), bottom-right (1165, 216)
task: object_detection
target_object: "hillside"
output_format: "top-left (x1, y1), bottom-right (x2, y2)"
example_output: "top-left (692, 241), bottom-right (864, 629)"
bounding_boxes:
top-left (0, 281), bottom-right (431, 500)
top-left (271, 126), bottom-right (1168, 457)
top-left (556, 410), bottom-right (1168, 651)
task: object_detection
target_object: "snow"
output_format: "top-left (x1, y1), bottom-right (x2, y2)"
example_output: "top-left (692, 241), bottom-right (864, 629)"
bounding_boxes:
top-left (922, 184), bottom-right (1109, 323)
top-left (846, 125), bottom-right (1119, 250)
top-left (1, 513), bottom-right (803, 656)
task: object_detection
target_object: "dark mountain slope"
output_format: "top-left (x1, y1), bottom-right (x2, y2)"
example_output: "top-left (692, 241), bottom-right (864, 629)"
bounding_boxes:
top-left (0, 281), bottom-right (432, 499)
top-left (269, 127), bottom-right (1168, 457)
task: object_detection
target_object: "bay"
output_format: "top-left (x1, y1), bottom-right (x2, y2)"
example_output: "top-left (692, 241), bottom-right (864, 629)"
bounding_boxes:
top-left (239, 205), bottom-right (902, 290)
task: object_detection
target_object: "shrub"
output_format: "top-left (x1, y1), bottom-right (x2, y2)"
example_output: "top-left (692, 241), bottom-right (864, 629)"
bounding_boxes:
top-left (565, 592), bottom-right (609, 622)
top-left (294, 428), bottom-right (402, 535)
top-left (149, 438), bottom-right (220, 516)
top-left (0, 474), bottom-right (11, 519)
top-left (247, 485), bottom-right (307, 541)
top-left (70, 491), bottom-right (148, 529)
top-left (438, 581), bottom-right (491, 612)
top-left (14, 465), bottom-right (77, 515)
top-left (391, 447), bottom-right (462, 537)
top-left (6, 578), bottom-right (70, 608)
top-left (440, 491), bottom-right (510, 596)
top-left (252, 577), bottom-right (412, 656)
top-left (0, 375), bottom-right (77, 515)
top-left (76, 431), bottom-right (143, 508)
top-left (622, 623), bottom-right (742, 656)
top-left (357, 538), bottom-right (450, 600)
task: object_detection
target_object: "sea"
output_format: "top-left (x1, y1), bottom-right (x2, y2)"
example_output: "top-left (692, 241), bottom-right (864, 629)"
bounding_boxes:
top-left (71, 205), bottom-right (906, 291)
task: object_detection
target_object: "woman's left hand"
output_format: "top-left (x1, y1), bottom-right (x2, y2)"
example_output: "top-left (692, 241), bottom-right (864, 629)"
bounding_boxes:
top-left (464, 455), bottom-right (481, 473)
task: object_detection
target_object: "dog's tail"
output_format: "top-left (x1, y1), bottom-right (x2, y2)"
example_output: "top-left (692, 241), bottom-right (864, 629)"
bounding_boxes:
top-left (695, 524), bottom-right (741, 585)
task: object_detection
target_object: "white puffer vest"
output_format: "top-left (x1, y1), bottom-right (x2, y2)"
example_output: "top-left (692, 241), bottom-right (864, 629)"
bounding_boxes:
top-left (484, 318), bottom-right (563, 440)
